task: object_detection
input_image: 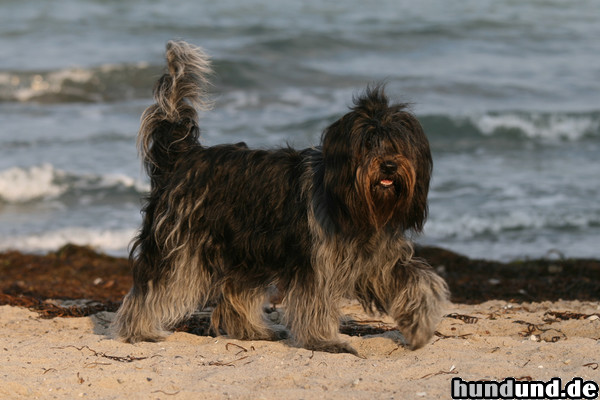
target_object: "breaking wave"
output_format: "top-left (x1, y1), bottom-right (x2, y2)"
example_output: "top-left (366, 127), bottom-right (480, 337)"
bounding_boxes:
top-left (0, 227), bottom-right (135, 256)
top-left (421, 111), bottom-right (600, 144)
top-left (0, 164), bottom-right (148, 204)
top-left (0, 63), bottom-right (158, 103)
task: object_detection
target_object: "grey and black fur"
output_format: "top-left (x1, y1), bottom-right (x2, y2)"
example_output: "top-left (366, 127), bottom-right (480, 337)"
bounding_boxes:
top-left (113, 40), bottom-right (449, 355)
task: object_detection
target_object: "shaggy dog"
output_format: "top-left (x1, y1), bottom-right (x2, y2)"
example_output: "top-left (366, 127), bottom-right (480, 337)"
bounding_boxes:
top-left (113, 40), bottom-right (449, 355)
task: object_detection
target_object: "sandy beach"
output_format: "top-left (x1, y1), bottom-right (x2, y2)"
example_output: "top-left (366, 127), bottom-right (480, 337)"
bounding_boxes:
top-left (1, 246), bottom-right (599, 399)
top-left (2, 299), bottom-right (599, 399)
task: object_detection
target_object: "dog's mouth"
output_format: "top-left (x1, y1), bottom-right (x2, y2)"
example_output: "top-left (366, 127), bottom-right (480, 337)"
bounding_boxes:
top-left (379, 179), bottom-right (394, 188)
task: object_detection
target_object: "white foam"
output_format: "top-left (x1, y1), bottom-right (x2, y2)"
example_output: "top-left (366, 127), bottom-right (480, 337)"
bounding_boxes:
top-left (11, 68), bottom-right (96, 102)
top-left (0, 164), bottom-right (149, 204)
top-left (0, 227), bottom-right (136, 255)
top-left (0, 164), bottom-right (67, 203)
top-left (1, 62), bottom-right (152, 103)
top-left (472, 112), bottom-right (599, 141)
top-left (72, 171), bottom-right (150, 194)
top-left (425, 204), bottom-right (599, 244)
top-left (425, 210), bottom-right (546, 240)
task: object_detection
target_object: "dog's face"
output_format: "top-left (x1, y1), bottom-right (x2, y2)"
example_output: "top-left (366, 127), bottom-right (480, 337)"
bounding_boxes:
top-left (321, 86), bottom-right (432, 237)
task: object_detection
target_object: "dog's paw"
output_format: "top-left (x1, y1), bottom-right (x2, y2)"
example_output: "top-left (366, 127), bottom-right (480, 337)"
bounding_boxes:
top-left (119, 330), bottom-right (170, 344)
top-left (307, 341), bottom-right (359, 357)
top-left (268, 325), bottom-right (290, 341)
top-left (232, 325), bottom-right (289, 342)
top-left (399, 326), bottom-right (436, 350)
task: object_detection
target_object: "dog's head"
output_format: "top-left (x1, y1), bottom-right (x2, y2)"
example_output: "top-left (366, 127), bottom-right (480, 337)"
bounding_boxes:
top-left (321, 86), bottom-right (432, 236)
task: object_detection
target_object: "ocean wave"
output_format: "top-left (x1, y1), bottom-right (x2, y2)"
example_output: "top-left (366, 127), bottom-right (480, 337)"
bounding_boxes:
top-left (0, 164), bottom-right (67, 203)
top-left (425, 208), bottom-right (599, 241)
top-left (471, 112), bottom-right (600, 141)
top-left (0, 227), bottom-right (135, 255)
top-left (422, 111), bottom-right (600, 143)
top-left (0, 164), bottom-right (148, 204)
top-left (0, 62), bottom-right (159, 103)
top-left (425, 211), bottom-right (544, 240)
top-left (0, 58), bottom-right (285, 104)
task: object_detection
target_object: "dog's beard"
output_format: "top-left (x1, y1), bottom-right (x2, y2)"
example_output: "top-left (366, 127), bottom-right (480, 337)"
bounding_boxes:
top-left (356, 155), bottom-right (416, 231)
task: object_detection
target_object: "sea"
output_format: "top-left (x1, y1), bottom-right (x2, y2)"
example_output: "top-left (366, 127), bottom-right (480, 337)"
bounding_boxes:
top-left (1, 0), bottom-right (599, 261)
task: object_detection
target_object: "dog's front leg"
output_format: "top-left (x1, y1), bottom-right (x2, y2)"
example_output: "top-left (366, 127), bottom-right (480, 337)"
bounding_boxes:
top-left (387, 259), bottom-right (449, 349)
top-left (283, 277), bottom-right (358, 356)
top-left (356, 258), bottom-right (449, 350)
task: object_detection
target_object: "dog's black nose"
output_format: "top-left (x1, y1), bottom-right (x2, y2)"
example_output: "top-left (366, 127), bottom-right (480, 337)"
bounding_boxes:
top-left (381, 161), bottom-right (397, 174)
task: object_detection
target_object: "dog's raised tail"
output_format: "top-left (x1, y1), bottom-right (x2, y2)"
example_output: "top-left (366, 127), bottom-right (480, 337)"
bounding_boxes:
top-left (138, 40), bottom-right (212, 185)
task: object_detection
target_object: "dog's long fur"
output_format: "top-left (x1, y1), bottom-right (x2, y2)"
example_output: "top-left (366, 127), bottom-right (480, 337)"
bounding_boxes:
top-left (113, 40), bottom-right (449, 355)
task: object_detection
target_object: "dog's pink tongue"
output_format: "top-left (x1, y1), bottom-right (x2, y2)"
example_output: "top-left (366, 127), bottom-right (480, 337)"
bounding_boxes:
top-left (380, 179), bottom-right (393, 187)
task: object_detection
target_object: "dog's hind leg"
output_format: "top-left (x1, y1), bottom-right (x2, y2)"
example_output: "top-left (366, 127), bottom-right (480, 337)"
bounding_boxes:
top-left (211, 278), bottom-right (286, 341)
top-left (356, 258), bottom-right (449, 350)
top-left (112, 251), bottom-right (211, 343)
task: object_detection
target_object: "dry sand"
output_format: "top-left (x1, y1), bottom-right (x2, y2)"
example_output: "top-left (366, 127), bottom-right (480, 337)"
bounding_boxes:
top-left (1, 300), bottom-right (599, 399)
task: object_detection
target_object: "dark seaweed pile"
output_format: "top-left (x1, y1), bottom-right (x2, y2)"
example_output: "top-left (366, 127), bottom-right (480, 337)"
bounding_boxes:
top-left (1, 244), bottom-right (598, 322)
